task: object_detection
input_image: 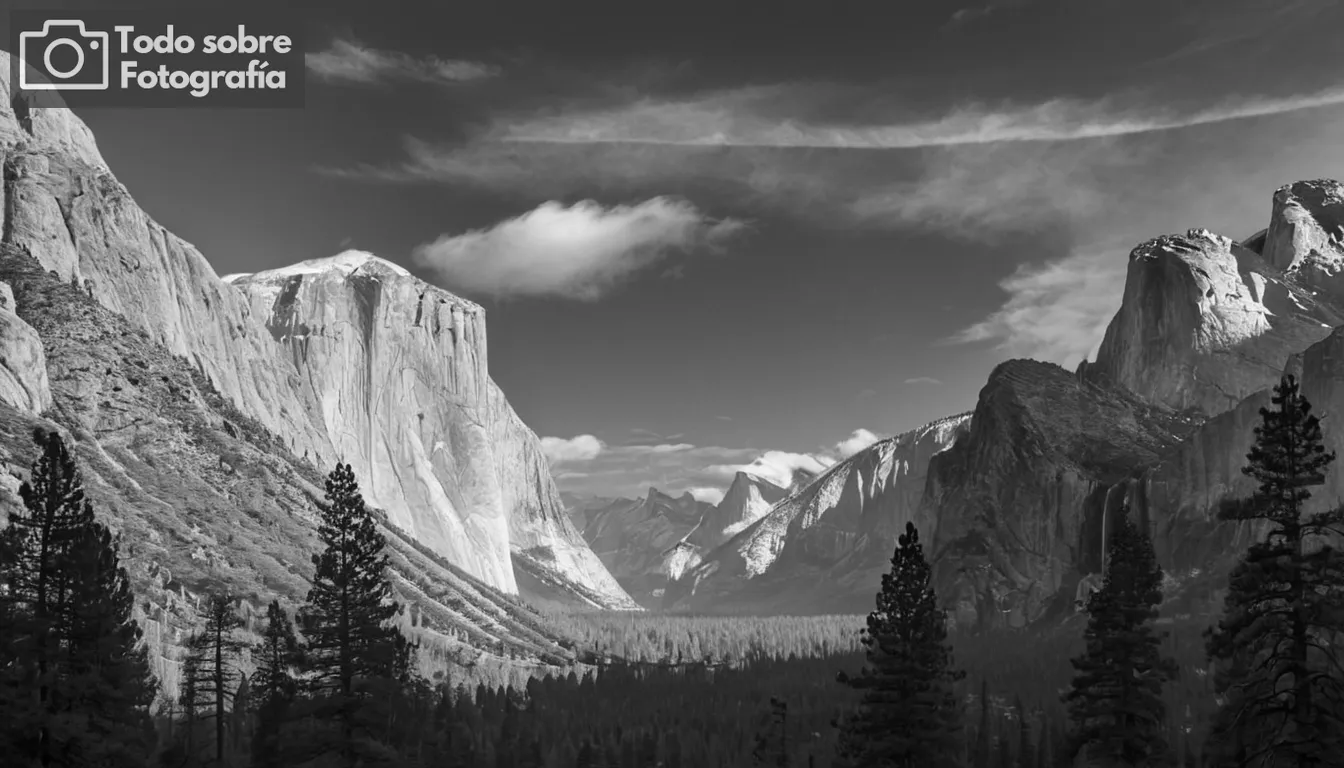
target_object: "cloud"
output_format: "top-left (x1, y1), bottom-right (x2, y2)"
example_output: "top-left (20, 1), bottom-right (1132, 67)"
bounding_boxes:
top-left (306, 39), bottom-right (498, 86)
top-left (949, 245), bottom-right (1126, 366)
top-left (903, 377), bottom-right (942, 386)
top-left (686, 487), bottom-right (727, 505)
top-left (480, 85), bottom-right (1344, 150)
top-left (707, 451), bottom-right (836, 490)
top-left (540, 434), bottom-right (603, 463)
top-left (412, 198), bottom-right (746, 300)
top-left (834, 429), bottom-right (883, 458)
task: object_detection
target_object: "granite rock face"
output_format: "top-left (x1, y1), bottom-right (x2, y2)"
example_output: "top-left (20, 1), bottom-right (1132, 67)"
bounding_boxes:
top-left (684, 471), bottom-right (790, 551)
top-left (920, 362), bottom-right (1198, 629)
top-left (0, 51), bottom-right (634, 611)
top-left (668, 414), bottom-right (971, 613)
top-left (569, 488), bottom-right (713, 606)
top-left (0, 280), bottom-right (50, 413)
top-left (1083, 223), bottom-right (1344, 417)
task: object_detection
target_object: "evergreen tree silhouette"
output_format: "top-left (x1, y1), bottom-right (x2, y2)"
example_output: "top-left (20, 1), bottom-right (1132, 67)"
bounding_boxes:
top-left (1205, 375), bottom-right (1344, 765)
top-left (187, 593), bottom-right (245, 765)
top-left (1063, 504), bottom-right (1175, 765)
top-left (835, 521), bottom-right (964, 767)
top-left (0, 429), bottom-right (155, 766)
top-left (299, 462), bottom-right (410, 765)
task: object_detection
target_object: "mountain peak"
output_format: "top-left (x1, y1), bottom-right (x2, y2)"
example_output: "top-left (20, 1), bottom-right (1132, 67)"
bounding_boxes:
top-left (236, 250), bottom-right (415, 283)
top-left (1085, 184), bottom-right (1344, 416)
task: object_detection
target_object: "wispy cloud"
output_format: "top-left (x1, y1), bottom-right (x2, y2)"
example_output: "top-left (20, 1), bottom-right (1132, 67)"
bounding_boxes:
top-left (306, 39), bottom-right (499, 87)
top-left (412, 198), bottom-right (745, 301)
top-left (948, 245), bottom-right (1125, 365)
top-left (482, 86), bottom-right (1344, 150)
top-left (904, 377), bottom-right (942, 386)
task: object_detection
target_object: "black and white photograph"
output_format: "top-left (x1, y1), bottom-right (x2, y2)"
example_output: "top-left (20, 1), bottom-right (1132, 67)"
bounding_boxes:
top-left (1, 0), bottom-right (1343, 765)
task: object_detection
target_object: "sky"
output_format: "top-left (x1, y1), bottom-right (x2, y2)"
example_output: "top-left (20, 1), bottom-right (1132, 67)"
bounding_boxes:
top-left (18, 0), bottom-right (1344, 502)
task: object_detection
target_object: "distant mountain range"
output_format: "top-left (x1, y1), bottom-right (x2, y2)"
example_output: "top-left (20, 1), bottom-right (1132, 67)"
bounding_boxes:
top-left (562, 469), bottom-right (811, 607)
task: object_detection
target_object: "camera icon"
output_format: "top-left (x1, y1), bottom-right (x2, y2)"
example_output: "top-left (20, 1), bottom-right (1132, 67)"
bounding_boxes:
top-left (18, 20), bottom-right (110, 91)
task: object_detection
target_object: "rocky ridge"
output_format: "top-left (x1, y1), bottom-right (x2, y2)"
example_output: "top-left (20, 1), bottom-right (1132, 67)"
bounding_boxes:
top-left (568, 488), bottom-right (713, 607)
top-left (668, 413), bottom-right (971, 613)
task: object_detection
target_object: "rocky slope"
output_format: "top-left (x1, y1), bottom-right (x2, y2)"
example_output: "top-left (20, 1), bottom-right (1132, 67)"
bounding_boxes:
top-left (667, 414), bottom-right (971, 613)
top-left (569, 488), bottom-right (713, 606)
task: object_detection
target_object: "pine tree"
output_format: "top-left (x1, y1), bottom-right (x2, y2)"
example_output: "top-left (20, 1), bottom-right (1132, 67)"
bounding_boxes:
top-left (1205, 375), bottom-right (1344, 766)
top-left (0, 429), bottom-right (155, 766)
top-left (835, 521), bottom-right (964, 767)
top-left (251, 600), bottom-right (301, 768)
top-left (1063, 504), bottom-right (1176, 766)
top-left (189, 593), bottom-right (245, 765)
top-left (299, 462), bottom-right (411, 765)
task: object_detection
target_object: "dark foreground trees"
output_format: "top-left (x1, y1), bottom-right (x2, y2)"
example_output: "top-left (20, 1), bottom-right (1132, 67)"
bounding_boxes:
top-left (835, 521), bottom-right (964, 767)
top-left (1063, 504), bottom-right (1176, 765)
top-left (0, 429), bottom-right (157, 766)
top-left (1205, 375), bottom-right (1344, 766)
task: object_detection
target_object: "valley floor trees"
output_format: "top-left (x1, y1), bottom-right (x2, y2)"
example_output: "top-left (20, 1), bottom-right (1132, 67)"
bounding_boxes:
top-left (835, 521), bottom-right (965, 767)
top-left (1205, 375), bottom-right (1344, 766)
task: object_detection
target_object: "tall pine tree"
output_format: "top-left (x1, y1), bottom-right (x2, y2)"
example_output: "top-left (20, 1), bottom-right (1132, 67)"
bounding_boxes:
top-left (835, 521), bottom-right (964, 767)
top-left (299, 462), bottom-right (411, 765)
top-left (252, 599), bottom-right (302, 768)
top-left (1205, 375), bottom-right (1344, 766)
top-left (1063, 504), bottom-right (1176, 766)
top-left (187, 593), bottom-right (246, 766)
top-left (0, 429), bottom-right (155, 767)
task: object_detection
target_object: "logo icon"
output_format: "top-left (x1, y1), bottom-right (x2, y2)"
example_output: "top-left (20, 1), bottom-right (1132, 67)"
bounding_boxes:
top-left (18, 20), bottom-right (110, 91)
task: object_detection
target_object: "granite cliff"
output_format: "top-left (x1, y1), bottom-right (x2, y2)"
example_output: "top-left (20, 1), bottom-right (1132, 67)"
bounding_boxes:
top-left (567, 488), bottom-right (712, 607)
top-left (0, 48), bottom-right (635, 692)
top-left (668, 414), bottom-right (971, 614)
top-left (1083, 185), bottom-right (1344, 417)
top-left (684, 471), bottom-right (790, 551)
top-left (927, 181), bottom-right (1344, 629)
top-left (224, 256), bottom-right (632, 609)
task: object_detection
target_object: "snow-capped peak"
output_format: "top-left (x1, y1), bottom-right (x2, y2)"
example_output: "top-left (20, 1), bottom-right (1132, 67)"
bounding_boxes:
top-left (245, 250), bottom-right (413, 282)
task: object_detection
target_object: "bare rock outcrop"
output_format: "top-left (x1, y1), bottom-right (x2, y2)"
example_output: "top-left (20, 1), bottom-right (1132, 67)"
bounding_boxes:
top-left (684, 471), bottom-right (789, 551)
top-left (668, 413), bottom-right (971, 613)
top-left (0, 280), bottom-right (50, 412)
top-left (571, 488), bottom-right (711, 606)
top-left (1082, 225), bottom-right (1343, 417)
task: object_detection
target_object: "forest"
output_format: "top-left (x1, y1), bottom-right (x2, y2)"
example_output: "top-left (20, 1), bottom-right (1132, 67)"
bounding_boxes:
top-left (1, 373), bottom-right (1341, 767)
